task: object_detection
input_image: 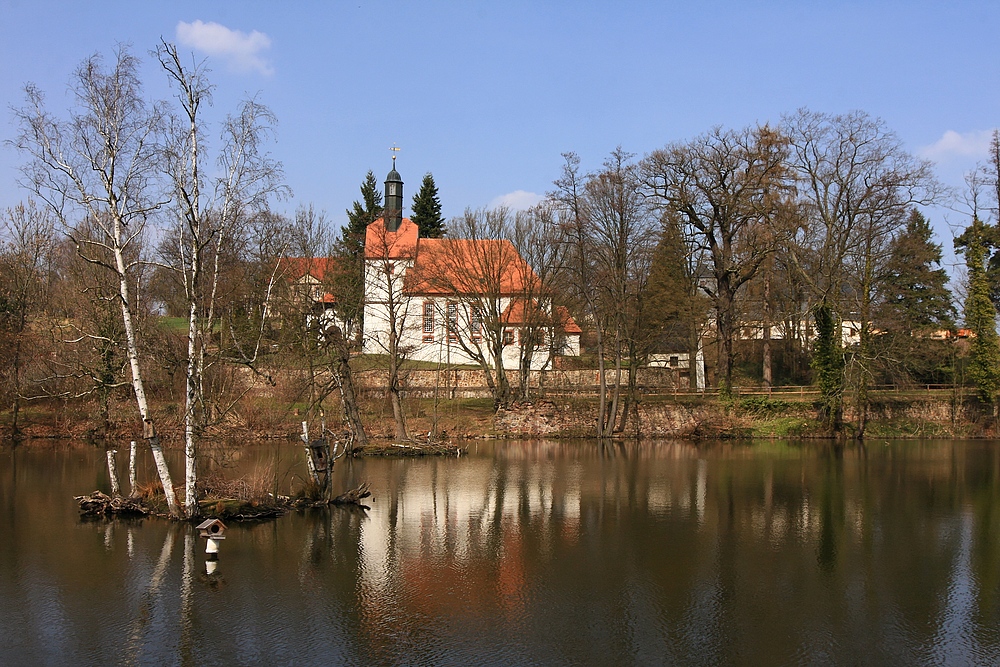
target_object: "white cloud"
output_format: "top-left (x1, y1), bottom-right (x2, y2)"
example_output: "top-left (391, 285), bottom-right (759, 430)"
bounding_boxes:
top-left (176, 20), bottom-right (274, 76)
top-left (488, 190), bottom-right (544, 211)
top-left (920, 129), bottom-right (994, 162)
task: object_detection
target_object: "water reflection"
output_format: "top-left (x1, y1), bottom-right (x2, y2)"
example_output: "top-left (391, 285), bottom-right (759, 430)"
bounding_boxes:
top-left (3, 440), bottom-right (1000, 664)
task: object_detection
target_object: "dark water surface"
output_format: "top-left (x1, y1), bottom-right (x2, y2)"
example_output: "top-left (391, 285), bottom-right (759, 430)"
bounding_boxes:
top-left (3, 439), bottom-right (1000, 666)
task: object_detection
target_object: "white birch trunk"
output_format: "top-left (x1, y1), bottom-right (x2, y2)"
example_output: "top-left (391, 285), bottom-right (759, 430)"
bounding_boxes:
top-left (106, 450), bottom-right (120, 497)
top-left (301, 421), bottom-right (320, 485)
top-left (114, 241), bottom-right (179, 516)
top-left (129, 440), bottom-right (138, 498)
top-left (184, 296), bottom-right (199, 518)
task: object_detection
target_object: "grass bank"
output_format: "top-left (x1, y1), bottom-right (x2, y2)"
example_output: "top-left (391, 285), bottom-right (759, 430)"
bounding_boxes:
top-left (4, 389), bottom-right (994, 444)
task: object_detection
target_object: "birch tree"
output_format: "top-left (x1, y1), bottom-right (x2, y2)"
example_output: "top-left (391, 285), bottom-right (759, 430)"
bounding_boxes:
top-left (13, 48), bottom-right (181, 516)
top-left (157, 41), bottom-right (288, 518)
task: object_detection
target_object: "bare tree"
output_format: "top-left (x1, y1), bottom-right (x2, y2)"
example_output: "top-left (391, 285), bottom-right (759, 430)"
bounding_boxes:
top-left (278, 206), bottom-right (334, 423)
top-left (782, 109), bottom-right (939, 435)
top-left (13, 47), bottom-right (181, 516)
top-left (277, 206), bottom-right (369, 449)
top-left (643, 125), bottom-right (793, 393)
top-left (550, 153), bottom-right (614, 434)
top-left (0, 201), bottom-right (56, 435)
top-left (510, 203), bottom-right (569, 400)
top-left (409, 208), bottom-right (524, 410)
top-left (39, 227), bottom-right (136, 435)
top-left (157, 41), bottom-right (288, 517)
top-left (584, 149), bottom-right (657, 433)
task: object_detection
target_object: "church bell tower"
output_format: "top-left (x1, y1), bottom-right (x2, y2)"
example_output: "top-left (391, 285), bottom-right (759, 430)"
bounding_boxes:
top-left (384, 156), bottom-right (403, 232)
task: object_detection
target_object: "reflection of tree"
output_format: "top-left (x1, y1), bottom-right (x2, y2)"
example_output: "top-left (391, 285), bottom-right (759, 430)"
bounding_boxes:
top-left (8, 443), bottom-right (1000, 663)
top-left (124, 526), bottom-right (177, 662)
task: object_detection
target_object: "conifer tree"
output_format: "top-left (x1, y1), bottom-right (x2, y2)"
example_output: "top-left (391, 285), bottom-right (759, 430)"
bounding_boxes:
top-left (876, 209), bottom-right (956, 384)
top-left (411, 172), bottom-right (445, 238)
top-left (956, 217), bottom-right (1000, 407)
top-left (643, 216), bottom-right (708, 389)
top-left (880, 209), bottom-right (955, 331)
top-left (336, 171), bottom-right (384, 326)
top-left (344, 170), bottom-right (383, 253)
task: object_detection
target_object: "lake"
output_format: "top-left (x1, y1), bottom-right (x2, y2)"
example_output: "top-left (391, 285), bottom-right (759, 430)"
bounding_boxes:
top-left (2, 439), bottom-right (1000, 666)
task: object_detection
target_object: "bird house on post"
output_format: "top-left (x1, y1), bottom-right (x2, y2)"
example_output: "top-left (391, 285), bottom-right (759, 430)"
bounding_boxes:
top-left (196, 518), bottom-right (227, 554)
top-left (309, 440), bottom-right (329, 473)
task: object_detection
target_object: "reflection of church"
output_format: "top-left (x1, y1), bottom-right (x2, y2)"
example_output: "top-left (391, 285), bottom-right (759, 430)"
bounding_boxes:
top-left (361, 162), bottom-right (581, 370)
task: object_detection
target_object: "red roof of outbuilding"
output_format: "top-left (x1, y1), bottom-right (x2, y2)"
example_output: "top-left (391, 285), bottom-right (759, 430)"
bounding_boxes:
top-left (278, 257), bottom-right (338, 282)
top-left (557, 306), bottom-right (582, 334)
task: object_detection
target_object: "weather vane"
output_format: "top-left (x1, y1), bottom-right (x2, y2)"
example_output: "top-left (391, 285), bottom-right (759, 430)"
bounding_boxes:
top-left (390, 144), bottom-right (400, 166)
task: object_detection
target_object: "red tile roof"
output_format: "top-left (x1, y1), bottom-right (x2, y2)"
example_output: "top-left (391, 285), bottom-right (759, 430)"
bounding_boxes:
top-left (365, 217), bottom-right (419, 260)
top-left (404, 238), bottom-right (540, 296)
top-left (501, 299), bottom-right (545, 325)
top-left (557, 306), bottom-right (582, 334)
top-left (278, 257), bottom-right (338, 282)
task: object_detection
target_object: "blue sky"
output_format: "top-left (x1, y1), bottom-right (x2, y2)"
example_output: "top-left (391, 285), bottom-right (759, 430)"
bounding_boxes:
top-left (1, 1), bottom-right (998, 271)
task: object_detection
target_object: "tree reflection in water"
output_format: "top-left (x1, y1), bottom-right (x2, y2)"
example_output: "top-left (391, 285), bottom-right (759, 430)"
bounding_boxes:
top-left (2, 439), bottom-right (1000, 664)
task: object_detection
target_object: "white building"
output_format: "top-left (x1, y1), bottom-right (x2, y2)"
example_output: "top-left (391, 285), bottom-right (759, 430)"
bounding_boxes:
top-left (736, 318), bottom-right (863, 346)
top-left (361, 164), bottom-right (580, 370)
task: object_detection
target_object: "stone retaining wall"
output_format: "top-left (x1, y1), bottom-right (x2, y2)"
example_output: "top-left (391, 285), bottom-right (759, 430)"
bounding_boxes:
top-left (352, 367), bottom-right (683, 398)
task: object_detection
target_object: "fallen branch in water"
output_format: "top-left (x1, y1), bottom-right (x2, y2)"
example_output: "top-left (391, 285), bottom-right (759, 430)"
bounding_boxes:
top-left (332, 482), bottom-right (371, 505)
top-left (75, 490), bottom-right (149, 517)
top-left (356, 441), bottom-right (465, 457)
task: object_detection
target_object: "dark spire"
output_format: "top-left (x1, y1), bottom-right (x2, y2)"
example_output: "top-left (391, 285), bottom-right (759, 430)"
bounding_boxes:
top-left (384, 154), bottom-right (403, 232)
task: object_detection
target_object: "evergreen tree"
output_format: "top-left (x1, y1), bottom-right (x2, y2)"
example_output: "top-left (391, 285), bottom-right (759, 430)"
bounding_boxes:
top-left (879, 209), bottom-right (955, 331)
top-left (956, 217), bottom-right (1000, 407)
top-left (411, 172), bottom-right (445, 238)
top-left (344, 170), bottom-right (383, 251)
top-left (812, 301), bottom-right (845, 432)
top-left (643, 217), bottom-right (708, 388)
top-left (876, 209), bottom-right (956, 384)
top-left (336, 171), bottom-right (383, 326)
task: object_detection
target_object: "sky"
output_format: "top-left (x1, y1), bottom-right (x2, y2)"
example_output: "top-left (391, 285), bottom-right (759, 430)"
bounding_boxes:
top-left (1, 0), bottom-right (998, 273)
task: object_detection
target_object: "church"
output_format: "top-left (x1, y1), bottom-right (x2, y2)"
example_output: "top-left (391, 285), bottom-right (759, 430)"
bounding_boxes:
top-left (361, 162), bottom-right (581, 371)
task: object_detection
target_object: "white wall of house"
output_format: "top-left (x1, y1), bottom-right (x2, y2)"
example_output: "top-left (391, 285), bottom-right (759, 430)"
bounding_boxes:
top-left (361, 255), bottom-right (413, 356)
top-left (361, 256), bottom-right (573, 371)
top-left (647, 352), bottom-right (691, 369)
top-left (406, 296), bottom-right (555, 370)
top-left (734, 318), bottom-right (862, 346)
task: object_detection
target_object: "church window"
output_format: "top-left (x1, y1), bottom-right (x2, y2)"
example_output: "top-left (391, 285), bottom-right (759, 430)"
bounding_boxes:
top-left (470, 305), bottom-right (483, 341)
top-left (447, 302), bottom-right (458, 341)
top-left (422, 302), bottom-right (434, 342)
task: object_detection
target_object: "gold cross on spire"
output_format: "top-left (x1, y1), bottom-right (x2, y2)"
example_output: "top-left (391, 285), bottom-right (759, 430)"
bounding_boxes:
top-left (390, 144), bottom-right (401, 166)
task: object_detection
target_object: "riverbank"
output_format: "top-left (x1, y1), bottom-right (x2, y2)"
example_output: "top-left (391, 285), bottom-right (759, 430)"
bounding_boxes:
top-left (4, 390), bottom-right (994, 444)
top-left (496, 393), bottom-right (993, 439)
